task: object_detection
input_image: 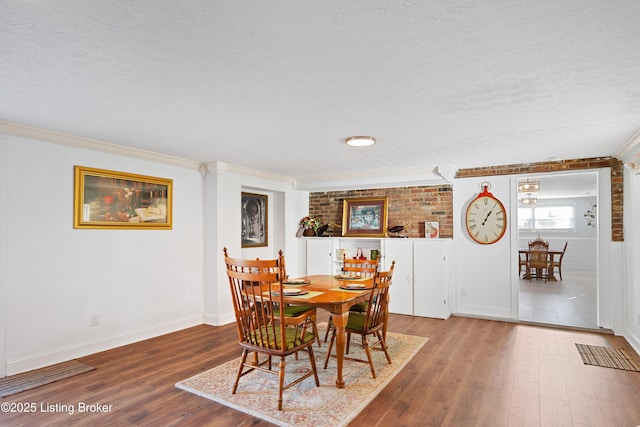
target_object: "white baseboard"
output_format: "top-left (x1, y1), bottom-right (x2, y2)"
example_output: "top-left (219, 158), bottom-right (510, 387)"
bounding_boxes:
top-left (203, 312), bottom-right (235, 326)
top-left (6, 315), bottom-right (202, 376)
top-left (625, 328), bottom-right (640, 358)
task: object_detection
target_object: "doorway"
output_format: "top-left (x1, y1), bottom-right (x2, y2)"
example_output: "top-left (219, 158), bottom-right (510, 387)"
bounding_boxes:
top-left (515, 171), bottom-right (602, 329)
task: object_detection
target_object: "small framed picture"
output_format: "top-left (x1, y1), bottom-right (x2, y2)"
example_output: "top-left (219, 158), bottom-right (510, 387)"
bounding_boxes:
top-left (242, 192), bottom-right (268, 247)
top-left (342, 197), bottom-right (388, 237)
top-left (74, 166), bottom-right (172, 229)
top-left (425, 221), bottom-right (439, 238)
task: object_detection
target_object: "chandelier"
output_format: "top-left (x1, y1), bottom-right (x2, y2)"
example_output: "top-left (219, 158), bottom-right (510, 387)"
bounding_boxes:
top-left (520, 193), bottom-right (538, 205)
top-left (518, 179), bottom-right (540, 192)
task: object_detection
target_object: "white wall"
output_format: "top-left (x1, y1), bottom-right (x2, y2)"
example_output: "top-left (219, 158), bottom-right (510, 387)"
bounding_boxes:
top-left (202, 162), bottom-right (308, 326)
top-left (453, 176), bottom-right (514, 318)
top-left (2, 136), bottom-right (205, 374)
top-left (623, 151), bottom-right (640, 355)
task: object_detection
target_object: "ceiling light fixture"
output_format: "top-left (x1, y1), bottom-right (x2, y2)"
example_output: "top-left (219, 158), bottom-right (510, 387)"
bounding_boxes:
top-left (520, 193), bottom-right (538, 205)
top-left (518, 179), bottom-right (540, 192)
top-left (345, 136), bottom-right (376, 147)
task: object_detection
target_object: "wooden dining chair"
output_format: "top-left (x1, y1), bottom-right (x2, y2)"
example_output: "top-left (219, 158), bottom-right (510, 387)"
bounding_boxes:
top-left (223, 248), bottom-right (319, 410)
top-left (269, 251), bottom-right (321, 347)
top-left (323, 254), bottom-right (380, 342)
top-left (553, 241), bottom-right (569, 280)
top-left (528, 238), bottom-right (549, 251)
top-left (324, 267), bottom-right (394, 379)
top-left (527, 249), bottom-right (550, 282)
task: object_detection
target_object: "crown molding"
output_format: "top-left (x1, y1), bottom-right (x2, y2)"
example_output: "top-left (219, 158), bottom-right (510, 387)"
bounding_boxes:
top-left (0, 120), bottom-right (202, 170)
top-left (294, 167), bottom-right (451, 191)
top-left (203, 160), bottom-right (296, 185)
top-left (616, 128), bottom-right (640, 160)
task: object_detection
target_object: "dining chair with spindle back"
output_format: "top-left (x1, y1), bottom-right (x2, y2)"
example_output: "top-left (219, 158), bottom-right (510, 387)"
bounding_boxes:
top-left (223, 248), bottom-right (319, 410)
top-left (324, 266), bottom-right (394, 379)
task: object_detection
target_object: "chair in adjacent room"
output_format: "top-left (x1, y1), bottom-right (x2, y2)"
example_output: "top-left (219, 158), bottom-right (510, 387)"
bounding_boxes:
top-left (223, 248), bottom-right (319, 410)
top-left (527, 249), bottom-right (550, 282)
top-left (324, 266), bottom-right (394, 379)
top-left (528, 237), bottom-right (549, 252)
top-left (553, 241), bottom-right (568, 280)
top-left (323, 254), bottom-right (380, 342)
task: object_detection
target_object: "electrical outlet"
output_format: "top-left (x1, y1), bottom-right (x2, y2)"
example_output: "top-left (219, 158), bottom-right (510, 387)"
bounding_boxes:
top-left (90, 314), bottom-right (100, 327)
top-left (461, 288), bottom-right (467, 297)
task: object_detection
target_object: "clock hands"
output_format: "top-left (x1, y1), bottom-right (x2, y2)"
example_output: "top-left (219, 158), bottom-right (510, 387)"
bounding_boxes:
top-left (481, 202), bottom-right (498, 226)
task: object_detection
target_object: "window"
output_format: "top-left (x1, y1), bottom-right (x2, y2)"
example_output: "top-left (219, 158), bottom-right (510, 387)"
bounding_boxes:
top-left (518, 205), bottom-right (575, 231)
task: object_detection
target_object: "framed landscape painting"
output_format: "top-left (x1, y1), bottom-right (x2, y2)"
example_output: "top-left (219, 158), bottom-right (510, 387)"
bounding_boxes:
top-left (74, 166), bottom-right (172, 229)
top-left (242, 192), bottom-right (268, 247)
top-left (342, 197), bottom-right (388, 237)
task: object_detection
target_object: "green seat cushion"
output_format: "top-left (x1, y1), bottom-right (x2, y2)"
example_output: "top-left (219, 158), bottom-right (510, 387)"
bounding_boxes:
top-left (273, 305), bottom-right (314, 317)
top-left (249, 325), bottom-right (315, 350)
top-left (349, 302), bottom-right (368, 313)
top-left (346, 312), bottom-right (375, 332)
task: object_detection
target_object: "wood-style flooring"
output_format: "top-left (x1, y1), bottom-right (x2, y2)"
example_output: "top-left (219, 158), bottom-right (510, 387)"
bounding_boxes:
top-left (1, 313), bottom-right (639, 426)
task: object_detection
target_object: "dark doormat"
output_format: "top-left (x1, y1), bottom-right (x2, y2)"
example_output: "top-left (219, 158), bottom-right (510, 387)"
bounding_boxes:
top-left (0, 360), bottom-right (95, 398)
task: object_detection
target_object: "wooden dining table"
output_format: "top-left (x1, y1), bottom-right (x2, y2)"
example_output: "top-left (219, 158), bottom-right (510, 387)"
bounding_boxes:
top-left (519, 248), bottom-right (564, 281)
top-left (279, 274), bottom-right (376, 388)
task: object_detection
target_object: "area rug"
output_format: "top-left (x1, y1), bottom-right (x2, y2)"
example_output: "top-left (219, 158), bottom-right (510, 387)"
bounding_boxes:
top-left (0, 360), bottom-right (95, 398)
top-left (176, 326), bottom-right (428, 427)
top-left (575, 343), bottom-right (640, 372)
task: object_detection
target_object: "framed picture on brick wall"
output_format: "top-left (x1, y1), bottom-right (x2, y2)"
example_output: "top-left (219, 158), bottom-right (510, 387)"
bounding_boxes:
top-left (342, 197), bottom-right (388, 237)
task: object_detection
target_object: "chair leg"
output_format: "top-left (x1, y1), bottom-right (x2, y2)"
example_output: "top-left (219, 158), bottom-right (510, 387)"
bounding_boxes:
top-left (377, 330), bottom-right (392, 364)
top-left (307, 346), bottom-right (320, 386)
top-left (310, 313), bottom-right (321, 347)
top-left (324, 317), bottom-right (334, 342)
top-left (324, 329), bottom-right (336, 369)
top-left (361, 335), bottom-right (376, 379)
top-left (278, 357), bottom-right (285, 411)
top-left (233, 349), bottom-right (249, 394)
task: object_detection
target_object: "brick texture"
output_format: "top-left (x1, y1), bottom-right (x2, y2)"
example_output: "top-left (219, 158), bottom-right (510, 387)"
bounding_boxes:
top-left (308, 186), bottom-right (453, 239)
top-left (307, 157), bottom-right (623, 242)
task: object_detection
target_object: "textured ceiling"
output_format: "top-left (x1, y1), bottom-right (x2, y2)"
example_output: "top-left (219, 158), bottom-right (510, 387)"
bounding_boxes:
top-left (1, 1), bottom-right (639, 189)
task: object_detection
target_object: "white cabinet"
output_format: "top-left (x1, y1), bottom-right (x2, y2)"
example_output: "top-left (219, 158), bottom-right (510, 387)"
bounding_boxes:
top-left (305, 238), bottom-right (333, 275)
top-left (298, 237), bottom-right (451, 319)
top-left (413, 240), bottom-right (450, 319)
top-left (381, 239), bottom-right (413, 315)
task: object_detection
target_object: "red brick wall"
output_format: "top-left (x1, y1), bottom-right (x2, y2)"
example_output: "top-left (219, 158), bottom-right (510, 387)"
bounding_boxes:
top-left (307, 156), bottom-right (623, 242)
top-left (308, 186), bottom-right (453, 238)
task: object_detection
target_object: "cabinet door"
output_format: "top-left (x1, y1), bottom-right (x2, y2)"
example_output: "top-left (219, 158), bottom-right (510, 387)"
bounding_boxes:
top-left (413, 240), bottom-right (448, 319)
top-left (306, 239), bottom-right (333, 275)
top-left (382, 239), bottom-right (413, 315)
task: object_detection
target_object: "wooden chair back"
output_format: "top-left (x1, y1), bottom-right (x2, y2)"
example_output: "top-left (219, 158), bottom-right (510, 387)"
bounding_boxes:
top-left (362, 261), bottom-right (395, 334)
top-left (223, 248), bottom-right (320, 410)
top-left (224, 249), bottom-right (289, 350)
top-left (528, 249), bottom-right (549, 281)
top-left (343, 254), bottom-right (379, 277)
top-left (528, 238), bottom-right (549, 251)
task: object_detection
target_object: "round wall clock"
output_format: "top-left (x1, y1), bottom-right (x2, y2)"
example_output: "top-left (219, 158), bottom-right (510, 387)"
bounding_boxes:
top-left (465, 183), bottom-right (507, 245)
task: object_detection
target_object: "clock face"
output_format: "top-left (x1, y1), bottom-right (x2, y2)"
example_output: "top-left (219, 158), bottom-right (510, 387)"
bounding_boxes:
top-left (465, 195), bottom-right (507, 244)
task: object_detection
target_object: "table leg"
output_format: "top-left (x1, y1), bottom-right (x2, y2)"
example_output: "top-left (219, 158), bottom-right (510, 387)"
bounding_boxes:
top-left (331, 311), bottom-right (349, 389)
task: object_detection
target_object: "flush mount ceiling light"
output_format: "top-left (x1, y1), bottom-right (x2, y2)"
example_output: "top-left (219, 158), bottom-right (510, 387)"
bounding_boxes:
top-left (345, 136), bottom-right (376, 147)
top-left (520, 193), bottom-right (538, 205)
top-left (518, 179), bottom-right (540, 192)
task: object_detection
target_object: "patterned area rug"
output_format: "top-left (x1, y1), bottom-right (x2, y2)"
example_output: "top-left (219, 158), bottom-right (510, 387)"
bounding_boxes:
top-left (0, 360), bottom-right (95, 398)
top-left (176, 326), bottom-right (428, 427)
top-left (575, 343), bottom-right (640, 372)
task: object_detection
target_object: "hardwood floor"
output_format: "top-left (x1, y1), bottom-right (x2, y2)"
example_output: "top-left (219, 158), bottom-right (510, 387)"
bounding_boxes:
top-left (2, 313), bottom-right (639, 426)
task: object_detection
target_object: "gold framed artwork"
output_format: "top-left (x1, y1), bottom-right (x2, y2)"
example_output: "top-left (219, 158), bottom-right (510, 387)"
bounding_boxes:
top-left (342, 197), bottom-right (388, 237)
top-left (73, 166), bottom-right (172, 229)
top-left (242, 192), bottom-right (268, 247)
